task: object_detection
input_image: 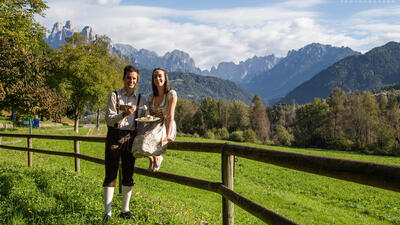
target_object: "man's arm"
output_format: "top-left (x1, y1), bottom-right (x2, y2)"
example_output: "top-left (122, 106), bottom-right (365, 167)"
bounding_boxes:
top-left (105, 92), bottom-right (124, 127)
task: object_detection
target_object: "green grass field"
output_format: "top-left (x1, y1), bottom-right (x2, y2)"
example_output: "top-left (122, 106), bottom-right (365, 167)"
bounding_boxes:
top-left (0, 126), bottom-right (399, 224)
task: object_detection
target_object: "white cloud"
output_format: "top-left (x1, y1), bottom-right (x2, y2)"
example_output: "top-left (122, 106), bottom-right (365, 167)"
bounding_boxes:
top-left (37, 0), bottom-right (400, 70)
top-left (86, 0), bottom-right (121, 6)
top-left (278, 0), bottom-right (326, 8)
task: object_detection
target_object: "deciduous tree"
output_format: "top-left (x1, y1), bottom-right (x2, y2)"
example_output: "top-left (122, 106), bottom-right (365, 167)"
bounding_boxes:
top-left (51, 33), bottom-right (122, 132)
top-left (249, 94), bottom-right (270, 141)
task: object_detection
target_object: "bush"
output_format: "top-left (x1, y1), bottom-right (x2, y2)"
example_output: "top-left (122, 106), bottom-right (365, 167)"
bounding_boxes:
top-left (229, 130), bottom-right (244, 142)
top-left (176, 132), bottom-right (193, 137)
top-left (215, 127), bottom-right (229, 140)
top-left (273, 125), bottom-right (294, 146)
top-left (192, 133), bottom-right (200, 138)
top-left (329, 137), bottom-right (353, 151)
top-left (243, 128), bottom-right (258, 143)
top-left (204, 130), bottom-right (215, 139)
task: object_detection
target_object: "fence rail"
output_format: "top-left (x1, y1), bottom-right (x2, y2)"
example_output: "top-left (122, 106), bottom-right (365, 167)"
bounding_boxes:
top-left (1, 133), bottom-right (400, 224)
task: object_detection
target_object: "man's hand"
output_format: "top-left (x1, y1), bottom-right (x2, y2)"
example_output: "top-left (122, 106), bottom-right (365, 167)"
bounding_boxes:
top-left (121, 105), bottom-right (136, 117)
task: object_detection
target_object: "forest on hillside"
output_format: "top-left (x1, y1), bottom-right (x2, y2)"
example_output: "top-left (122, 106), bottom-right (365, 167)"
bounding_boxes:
top-left (172, 87), bottom-right (400, 156)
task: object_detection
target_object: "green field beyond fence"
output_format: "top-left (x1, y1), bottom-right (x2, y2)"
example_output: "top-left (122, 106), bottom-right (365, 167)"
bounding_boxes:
top-left (0, 126), bottom-right (400, 225)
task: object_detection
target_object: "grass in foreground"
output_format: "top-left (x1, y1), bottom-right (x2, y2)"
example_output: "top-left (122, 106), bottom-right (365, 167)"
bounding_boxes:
top-left (0, 126), bottom-right (399, 224)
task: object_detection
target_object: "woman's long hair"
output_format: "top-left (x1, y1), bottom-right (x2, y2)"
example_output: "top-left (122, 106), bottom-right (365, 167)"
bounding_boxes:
top-left (152, 68), bottom-right (171, 96)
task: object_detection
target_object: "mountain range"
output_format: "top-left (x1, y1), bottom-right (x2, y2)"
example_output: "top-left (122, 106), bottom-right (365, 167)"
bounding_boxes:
top-left (244, 43), bottom-right (360, 104)
top-left (281, 41), bottom-right (400, 104)
top-left (45, 21), bottom-right (254, 103)
top-left (47, 21), bottom-right (398, 106)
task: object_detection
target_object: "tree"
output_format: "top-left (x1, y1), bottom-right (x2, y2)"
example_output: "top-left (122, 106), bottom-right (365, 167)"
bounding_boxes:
top-left (0, 0), bottom-right (47, 51)
top-left (326, 87), bottom-right (351, 147)
top-left (348, 91), bottom-right (379, 149)
top-left (89, 46), bottom-right (128, 131)
top-left (0, 0), bottom-right (67, 120)
top-left (294, 98), bottom-right (330, 147)
top-left (249, 94), bottom-right (270, 142)
top-left (0, 82), bottom-right (4, 101)
top-left (217, 99), bottom-right (229, 128)
top-left (200, 97), bottom-right (219, 130)
top-left (227, 100), bottom-right (249, 132)
top-left (51, 33), bottom-right (123, 132)
top-left (175, 98), bottom-right (198, 134)
top-left (386, 95), bottom-right (400, 154)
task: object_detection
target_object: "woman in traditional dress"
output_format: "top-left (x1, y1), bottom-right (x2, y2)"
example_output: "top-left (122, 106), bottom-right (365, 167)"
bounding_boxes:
top-left (147, 67), bottom-right (177, 171)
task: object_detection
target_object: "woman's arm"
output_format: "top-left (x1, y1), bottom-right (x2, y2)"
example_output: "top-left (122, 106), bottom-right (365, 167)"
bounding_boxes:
top-left (165, 92), bottom-right (177, 142)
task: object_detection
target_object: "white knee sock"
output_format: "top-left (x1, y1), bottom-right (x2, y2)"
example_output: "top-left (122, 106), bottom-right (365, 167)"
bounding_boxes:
top-left (121, 185), bottom-right (133, 213)
top-left (103, 187), bottom-right (114, 216)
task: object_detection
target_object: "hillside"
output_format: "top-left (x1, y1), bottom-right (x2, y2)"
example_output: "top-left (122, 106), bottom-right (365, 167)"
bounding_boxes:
top-left (137, 69), bottom-right (254, 103)
top-left (244, 43), bottom-right (359, 104)
top-left (281, 41), bottom-right (400, 104)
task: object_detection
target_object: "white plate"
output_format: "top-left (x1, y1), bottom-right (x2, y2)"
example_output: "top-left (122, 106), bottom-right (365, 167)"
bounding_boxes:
top-left (135, 117), bottom-right (160, 122)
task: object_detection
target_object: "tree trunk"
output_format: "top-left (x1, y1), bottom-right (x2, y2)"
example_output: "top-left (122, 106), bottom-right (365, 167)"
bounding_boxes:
top-left (11, 110), bottom-right (16, 123)
top-left (96, 108), bottom-right (100, 131)
top-left (74, 98), bottom-right (80, 133)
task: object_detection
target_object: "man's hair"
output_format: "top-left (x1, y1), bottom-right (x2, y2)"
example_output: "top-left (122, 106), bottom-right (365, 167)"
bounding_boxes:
top-left (123, 65), bottom-right (139, 79)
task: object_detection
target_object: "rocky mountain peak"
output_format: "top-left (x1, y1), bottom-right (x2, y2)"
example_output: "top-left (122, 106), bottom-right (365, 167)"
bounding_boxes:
top-left (46, 21), bottom-right (99, 49)
top-left (81, 26), bottom-right (96, 41)
top-left (51, 22), bottom-right (63, 34)
top-left (65, 20), bottom-right (73, 30)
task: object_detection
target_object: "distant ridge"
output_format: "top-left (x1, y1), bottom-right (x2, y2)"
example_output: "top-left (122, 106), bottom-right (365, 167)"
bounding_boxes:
top-left (138, 69), bottom-right (254, 103)
top-left (244, 43), bottom-right (360, 104)
top-left (281, 41), bottom-right (400, 104)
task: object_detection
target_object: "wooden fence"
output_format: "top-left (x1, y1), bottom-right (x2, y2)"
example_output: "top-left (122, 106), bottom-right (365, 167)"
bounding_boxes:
top-left (0, 133), bottom-right (400, 225)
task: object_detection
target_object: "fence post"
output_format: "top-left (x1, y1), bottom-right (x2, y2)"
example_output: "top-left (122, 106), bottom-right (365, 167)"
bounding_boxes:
top-left (28, 119), bottom-right (32, 167)
top-left (74, 139), bottom-right (80, 174)
top-left (27, 137), bottom-right (32, 167)
top-left (222, 148), bottom-right (234, 225)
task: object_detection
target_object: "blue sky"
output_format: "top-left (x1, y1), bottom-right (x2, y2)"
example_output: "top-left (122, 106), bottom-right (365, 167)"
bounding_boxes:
top-left (38, 0), bottom-right (400, 69)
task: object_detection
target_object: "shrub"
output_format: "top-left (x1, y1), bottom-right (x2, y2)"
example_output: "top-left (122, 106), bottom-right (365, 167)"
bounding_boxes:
top-left (215, 127), bottom-right (229, 140)
top-left (243, 128), bottom-right (258, 143)
top-left (229, 130), bottom-right (244, 142)
top-left (273, 125), bottom-right (294, 146)
top-left (204, 130), bottom-right (215, 139)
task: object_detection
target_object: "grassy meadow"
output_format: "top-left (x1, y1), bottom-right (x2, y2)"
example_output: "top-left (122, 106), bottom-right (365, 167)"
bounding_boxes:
top-left (0, 125), bottom-right (399, 224)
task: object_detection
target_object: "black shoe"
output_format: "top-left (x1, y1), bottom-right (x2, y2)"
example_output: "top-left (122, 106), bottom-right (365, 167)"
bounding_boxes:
top-left (102, 214), bottom-right (111, 223)
top-left (119, 211), bottom-right (134, 219)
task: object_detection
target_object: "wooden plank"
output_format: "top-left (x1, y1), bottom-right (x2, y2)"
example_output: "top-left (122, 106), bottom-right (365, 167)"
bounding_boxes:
top-left (222, 143), bottom-right (400, 192)
top-left (0, 133), bottom-right (105, 142)
top-left (218, 185), bottom-right (298, 225)
top-left (222, 151), bottom-right (234, 225)
top-left (167, 141), bottom-right (222, 153)
top-left (133, 167), bottom-right (221, 192)
top-left (0, 144), bottom-right (105, 164)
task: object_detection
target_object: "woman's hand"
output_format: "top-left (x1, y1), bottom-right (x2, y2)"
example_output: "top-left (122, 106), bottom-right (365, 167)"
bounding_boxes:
top-left (163, 136), bottom-right (174, 143)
